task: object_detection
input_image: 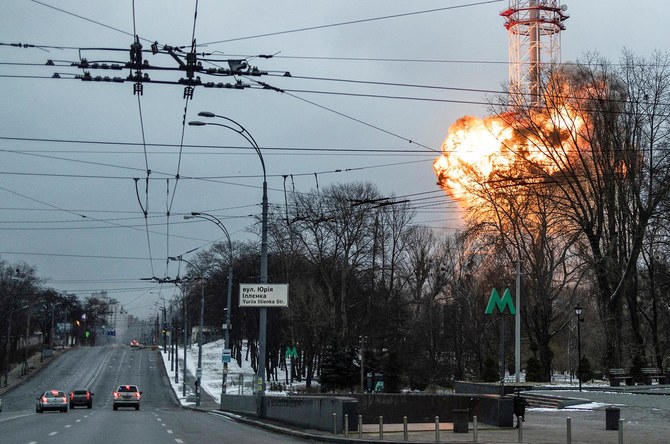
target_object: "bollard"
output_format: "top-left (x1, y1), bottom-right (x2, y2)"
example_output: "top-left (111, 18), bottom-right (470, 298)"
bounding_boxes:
top-left (379, 416), bottom-right (384, 440)
top-left (333, 412), bottom-right (337, 435)
top-left (473, 415), bottom-right (478, 442)
top-left (517, 415), bottom-right (523, 443)
top-left (567, 417), bottom-right (572, 444)
top-left (403, 416), bottom-right (408, 441)
top-left (435, 416), bottom-right (440, 442)
top-left (618, 419), bottom-right (623, 444)
top-left (358, 415), bottom-right (363, 439)
top-left (345, 414), bottom-right (349, 437)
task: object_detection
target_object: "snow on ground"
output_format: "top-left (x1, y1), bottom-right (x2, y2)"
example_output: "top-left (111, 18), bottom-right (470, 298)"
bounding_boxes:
top-left (159, 339), bottom-right (295, 406)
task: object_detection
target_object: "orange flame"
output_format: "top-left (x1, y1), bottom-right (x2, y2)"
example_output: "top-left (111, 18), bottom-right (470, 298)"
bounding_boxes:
top-left (433, 105), bottom-right (585, 203)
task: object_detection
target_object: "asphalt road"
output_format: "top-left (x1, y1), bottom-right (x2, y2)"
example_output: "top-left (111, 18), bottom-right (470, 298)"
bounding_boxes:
top-left (0, 345), bottom-right (313, 444)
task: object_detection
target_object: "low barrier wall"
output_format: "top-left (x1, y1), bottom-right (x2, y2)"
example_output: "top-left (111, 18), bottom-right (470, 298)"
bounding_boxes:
top-left (349, 393), bottom-right (513, 427)
top-left (219, 392), bottom-right (513, 429)
top-left (219, 394), bottom-right (260, 416)
top-left (264, 396), bottom-right (358, 433)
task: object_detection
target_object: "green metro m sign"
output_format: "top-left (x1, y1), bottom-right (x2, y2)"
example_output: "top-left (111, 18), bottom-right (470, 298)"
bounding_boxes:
top-left (485, 288), bottom-right (516, 315)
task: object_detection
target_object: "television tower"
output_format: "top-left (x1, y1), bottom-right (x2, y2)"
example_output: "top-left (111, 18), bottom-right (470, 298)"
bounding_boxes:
top-left (501, 0), bottom-right (569, 106)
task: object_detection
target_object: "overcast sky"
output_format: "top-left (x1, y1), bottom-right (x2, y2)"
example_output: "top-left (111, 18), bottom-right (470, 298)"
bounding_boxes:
top-left (1, 0), bottom-right (668, 318)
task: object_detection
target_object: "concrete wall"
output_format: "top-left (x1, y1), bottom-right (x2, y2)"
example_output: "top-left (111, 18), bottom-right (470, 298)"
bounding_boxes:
top-left (220, 395), bottom-right (358, 433)
top-left (264, 396), bottom-right (358, 433)
top-left (219, 392), bottom-right (513, 429)
top-left (349, 393), bottom-right (513, 427)
top-left (220, 394), bottom-right (260, 416)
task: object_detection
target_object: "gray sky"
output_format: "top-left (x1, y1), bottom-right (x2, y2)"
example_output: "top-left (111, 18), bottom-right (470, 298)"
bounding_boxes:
top-left (1, 0), bottom-right (668, 317)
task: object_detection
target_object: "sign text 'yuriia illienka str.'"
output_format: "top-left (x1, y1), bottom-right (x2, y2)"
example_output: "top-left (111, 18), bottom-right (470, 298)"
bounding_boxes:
top-left (239, 283), bottom-right (289, 307)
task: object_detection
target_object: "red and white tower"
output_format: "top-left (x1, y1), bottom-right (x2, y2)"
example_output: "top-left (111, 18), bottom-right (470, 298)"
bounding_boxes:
top-left (501, 1), bottom-right (569, 105)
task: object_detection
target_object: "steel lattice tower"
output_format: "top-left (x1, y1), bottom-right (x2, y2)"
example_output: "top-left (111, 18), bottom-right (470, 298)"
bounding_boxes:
top-left (501, 0), bottom-right (569, 106)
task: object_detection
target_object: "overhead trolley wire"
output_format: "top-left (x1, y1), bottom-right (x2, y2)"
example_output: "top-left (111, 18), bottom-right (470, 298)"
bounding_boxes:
top-left (200, 0), bottom-right (504, 45)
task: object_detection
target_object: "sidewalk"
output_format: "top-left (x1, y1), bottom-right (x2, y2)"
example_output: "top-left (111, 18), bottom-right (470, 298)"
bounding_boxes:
top-left (0, 348), bottom-right (67, 397)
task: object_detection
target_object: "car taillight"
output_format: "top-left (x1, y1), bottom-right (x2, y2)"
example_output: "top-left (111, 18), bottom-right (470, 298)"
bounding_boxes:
top-left (41, 396), bottom-right (47, 403)
top-left (86, 392), bottom-right (90, 400)
top-left (61, 397), bottom-right (66, 402)
top-left (134, 392), bottom-right (141, 399)
top-left (113, 392), bottom-right (120, 399)
top-left (70, 393), bottom-right (74, 400)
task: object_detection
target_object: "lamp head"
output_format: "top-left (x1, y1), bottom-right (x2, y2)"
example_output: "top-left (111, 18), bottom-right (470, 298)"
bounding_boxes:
top-left (574, 304), bottom-right (583, 316)
top-left (188, 120), bottom-right (206, 126)
top-left (197, 111), bottom-right (215, 118)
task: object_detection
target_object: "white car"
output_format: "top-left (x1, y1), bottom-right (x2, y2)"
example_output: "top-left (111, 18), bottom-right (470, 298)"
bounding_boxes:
top-left (112, 385), bottom-right (142, 410)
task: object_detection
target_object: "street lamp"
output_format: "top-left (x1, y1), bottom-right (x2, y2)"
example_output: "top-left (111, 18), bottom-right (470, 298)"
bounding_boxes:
top-left (184, 212), bottom-right (234, 398)
top-left (189, 112), bottom-right (268, 395)
top-left (574, 304), bottom-right (583, 392)
top-left (169, 255), bottom-right (205, 406)
top-left (3, 304), bottom-right (30, 387)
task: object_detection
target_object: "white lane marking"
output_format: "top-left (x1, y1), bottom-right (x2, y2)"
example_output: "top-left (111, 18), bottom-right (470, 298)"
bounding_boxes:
top-left (167, 430), bottom-right (173, 434)
top-left (76, 419), bottom-right (82, 422)
top-left (49, 431), bottom-right (58, 436)
top-left (175, 440), bottom-right (184, 444)
top-left (65, 425), bottom-right (72, 428)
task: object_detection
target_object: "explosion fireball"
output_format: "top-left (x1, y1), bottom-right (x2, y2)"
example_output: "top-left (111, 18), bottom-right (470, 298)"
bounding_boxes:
top-left (433, 102), bottom-right (585, 203)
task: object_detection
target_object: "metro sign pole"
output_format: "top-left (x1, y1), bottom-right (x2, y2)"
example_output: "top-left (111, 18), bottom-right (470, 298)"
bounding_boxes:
top-left (486, 288), bottom-right (516, 396)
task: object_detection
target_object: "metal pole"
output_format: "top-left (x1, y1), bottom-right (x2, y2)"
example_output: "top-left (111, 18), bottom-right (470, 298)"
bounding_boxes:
top-left (175, 318), bottom-right (179, 383)
top-left (515, 259), bottom-right (521, 382)
top-left (577, 312), bottom-right (582, 392)
top-left (222, 263), bottom-right (232, 397)
top-left (360, 335), bottom-right (365, 392)
top-left (183, 294), bottom-right (187, 397)
top-left (258, 178), bottom-right (268, 395)
top-left (3, 316), bottom-right (11, 386)
top-left (566, 417), bottom-right (572, 444)
top-left (196, 279), bottom-right (204, 406)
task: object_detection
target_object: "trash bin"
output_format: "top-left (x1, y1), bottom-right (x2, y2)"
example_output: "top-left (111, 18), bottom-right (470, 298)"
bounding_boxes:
top-left (605, 406), bottom-right (620, 430)
top-left (453, 409), bottom-right (469, 433)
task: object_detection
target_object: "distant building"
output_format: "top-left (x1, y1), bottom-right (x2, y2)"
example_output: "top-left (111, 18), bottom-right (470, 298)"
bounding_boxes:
top-left (92, 290), bottom-right (128, 343)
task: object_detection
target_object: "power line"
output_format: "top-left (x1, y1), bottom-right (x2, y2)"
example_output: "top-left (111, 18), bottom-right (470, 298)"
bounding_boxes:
top-left (200, 0), bottom-right (504, 45)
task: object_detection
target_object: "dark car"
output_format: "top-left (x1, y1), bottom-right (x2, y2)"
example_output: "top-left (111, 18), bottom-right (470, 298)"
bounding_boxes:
top-left (69, 389), bottom-right (93, 409)
top-left (112, 385), bottom-right (141, 410)
top-left (36, 390), bottom-right (68, 413)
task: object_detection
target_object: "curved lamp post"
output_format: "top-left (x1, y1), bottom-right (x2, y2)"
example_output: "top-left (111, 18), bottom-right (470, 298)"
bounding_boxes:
top-left (184, 211), bottom-right (234, 398)
top-left (189, 112), bottom-right (268, 396)
top-left (169, 255), bottom-right (205, 406)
